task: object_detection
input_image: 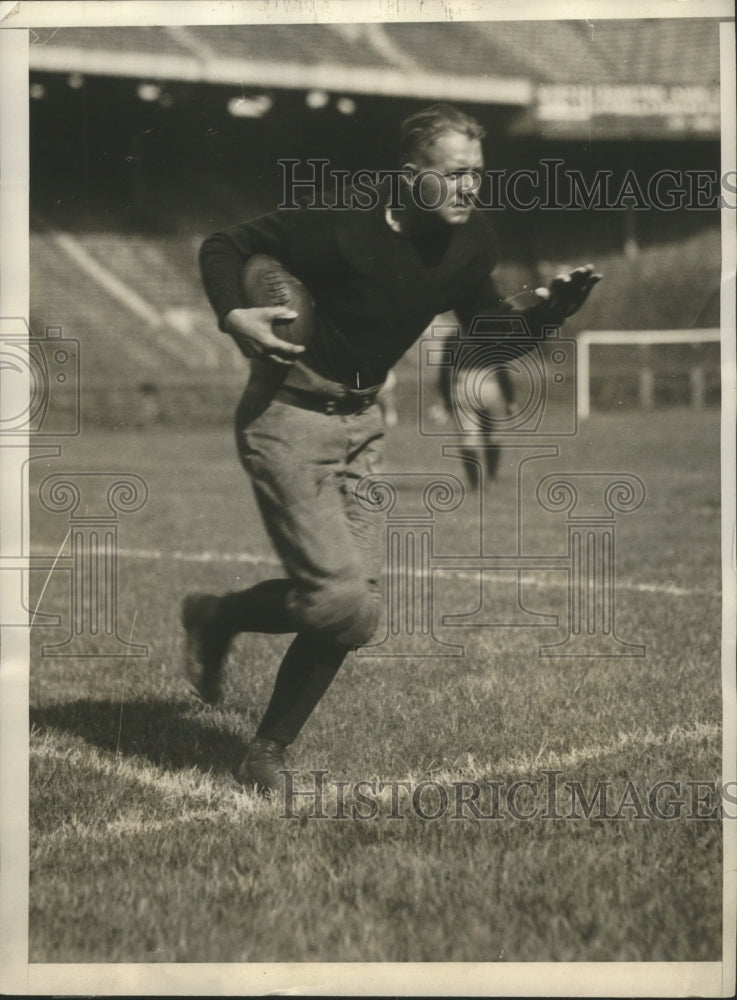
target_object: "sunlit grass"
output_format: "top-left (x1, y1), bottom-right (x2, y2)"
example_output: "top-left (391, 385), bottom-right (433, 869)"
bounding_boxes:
top-left (28, 408), bottom-right (723, 962)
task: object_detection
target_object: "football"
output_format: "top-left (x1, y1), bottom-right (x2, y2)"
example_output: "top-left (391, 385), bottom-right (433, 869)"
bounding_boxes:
top-left (240, 254), bottom-right (316, 346)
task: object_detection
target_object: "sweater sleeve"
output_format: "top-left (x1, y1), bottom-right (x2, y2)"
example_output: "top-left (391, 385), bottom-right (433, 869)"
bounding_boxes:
top-left (199, 212), bottom-right (298, 332)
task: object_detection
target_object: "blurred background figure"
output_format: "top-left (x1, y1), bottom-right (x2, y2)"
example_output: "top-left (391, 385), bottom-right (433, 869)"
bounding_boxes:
top-left (437, 325), bottom-right (516, 487)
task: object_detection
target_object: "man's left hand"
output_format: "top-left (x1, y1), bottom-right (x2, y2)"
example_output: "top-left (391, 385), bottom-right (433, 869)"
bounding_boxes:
top-left (535, 264), bottom-right (602, 319)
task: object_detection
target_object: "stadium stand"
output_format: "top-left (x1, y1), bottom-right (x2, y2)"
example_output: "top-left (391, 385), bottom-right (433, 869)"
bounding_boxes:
top-left (30, 228), bottom-right (246, 426)
top-left (188, 24), bottom-right (395, 68)
top-left (31, 24), bottom-right (393, 69)
top-left (30, 232), bottom-right (168, 380)
top-left (36, 26), bottom-right (194, 57)
top-left (30, 20), bottom-right (719, 88)
top-left (28, 19), bottom-right (722, 425)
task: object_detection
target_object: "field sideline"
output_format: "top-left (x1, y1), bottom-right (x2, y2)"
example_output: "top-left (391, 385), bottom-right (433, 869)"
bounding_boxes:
top-left (28, 407), bottom-right (723, 963)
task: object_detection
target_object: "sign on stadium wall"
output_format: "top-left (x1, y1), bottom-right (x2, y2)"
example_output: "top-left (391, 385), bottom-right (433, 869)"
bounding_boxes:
top-left (529, 83), bottom-right (720, 139)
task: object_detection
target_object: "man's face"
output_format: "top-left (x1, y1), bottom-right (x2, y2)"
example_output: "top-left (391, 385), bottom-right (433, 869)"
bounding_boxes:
top-left (407, 130), bottom-right (484, 227)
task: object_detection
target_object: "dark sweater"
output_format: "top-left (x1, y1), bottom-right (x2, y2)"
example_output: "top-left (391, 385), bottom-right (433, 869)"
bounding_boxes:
top-left (199, 199), bottom-right (558, 388)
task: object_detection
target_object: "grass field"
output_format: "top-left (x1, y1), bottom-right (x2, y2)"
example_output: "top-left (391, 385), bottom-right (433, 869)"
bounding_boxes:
top-left (27, 405), bottom-right (724, 964)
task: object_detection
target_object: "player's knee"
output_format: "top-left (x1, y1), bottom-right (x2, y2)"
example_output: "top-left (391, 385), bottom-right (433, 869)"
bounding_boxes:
top-left (291, 579), bottom-right (380, 647)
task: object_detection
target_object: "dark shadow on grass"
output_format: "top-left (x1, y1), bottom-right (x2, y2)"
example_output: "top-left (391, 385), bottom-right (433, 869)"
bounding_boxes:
top-left (30, 699), bottom-right (248, 777)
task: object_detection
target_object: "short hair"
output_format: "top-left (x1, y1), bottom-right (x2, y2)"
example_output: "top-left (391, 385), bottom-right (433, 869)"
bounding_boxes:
top-left (399, 103), bottom-right (486, 164)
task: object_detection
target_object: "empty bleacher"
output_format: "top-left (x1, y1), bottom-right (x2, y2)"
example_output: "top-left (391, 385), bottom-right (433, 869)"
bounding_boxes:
top-left (30, 230), bottom-right (246, 427)
top-left (32, 20), bottom-right (719, 88)
top-left (27, 19), bottom-right (722, 424)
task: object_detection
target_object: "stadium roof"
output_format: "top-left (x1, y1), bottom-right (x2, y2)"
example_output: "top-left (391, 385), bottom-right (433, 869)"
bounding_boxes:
top-left (29, 20), bottom-right (720, 138)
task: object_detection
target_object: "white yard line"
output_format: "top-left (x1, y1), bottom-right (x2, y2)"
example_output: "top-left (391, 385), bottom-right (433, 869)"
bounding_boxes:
top-left (434, 720), bottom-right (722, 783)
top-left (118, 546), bottom-right (282, 568)
top-left (30, 740), bottom-right (272, 825)
top-left (29, 542), bottom-right (715, 596)
top-left (30, 720), bottom-right (721, 841)
top-left (90, 545), bottom-right (717, 597)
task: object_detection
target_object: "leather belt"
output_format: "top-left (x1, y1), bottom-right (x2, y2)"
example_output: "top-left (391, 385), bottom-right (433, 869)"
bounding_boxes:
top-left (274, 384), bottom-right (379, 415)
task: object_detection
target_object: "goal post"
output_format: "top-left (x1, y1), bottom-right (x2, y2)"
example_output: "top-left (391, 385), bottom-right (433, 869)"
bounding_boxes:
top-left (576, 329), bottom-right (721, 420)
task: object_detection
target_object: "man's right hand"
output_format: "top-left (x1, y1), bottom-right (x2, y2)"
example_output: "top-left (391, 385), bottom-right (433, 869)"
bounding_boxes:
top-left (223, 307), bottom-right (307, 365)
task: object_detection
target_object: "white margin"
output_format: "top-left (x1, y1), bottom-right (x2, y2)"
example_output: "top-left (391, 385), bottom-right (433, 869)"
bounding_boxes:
top-left (719, 17), bottom-right (737, 1000)
top-left (0, 23), bottom-right (30, 996)
top-left (1, 0), bottom-right (735, 26)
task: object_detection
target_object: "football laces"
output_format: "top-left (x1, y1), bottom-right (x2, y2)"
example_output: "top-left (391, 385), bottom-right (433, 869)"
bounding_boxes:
top-left (263, 268), bottom-right (290, 306)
